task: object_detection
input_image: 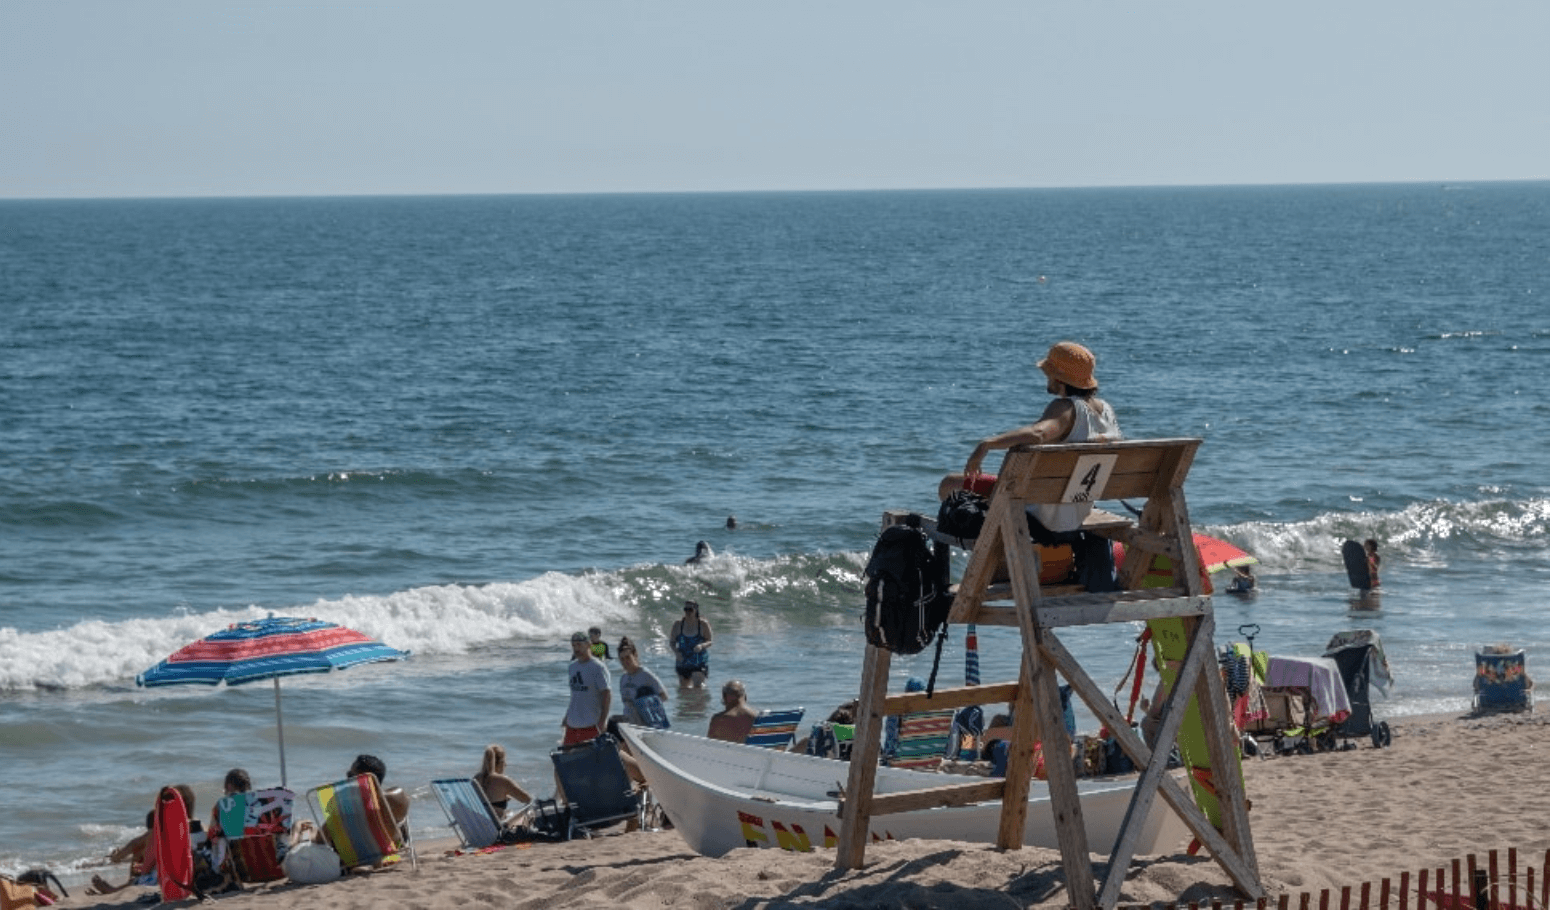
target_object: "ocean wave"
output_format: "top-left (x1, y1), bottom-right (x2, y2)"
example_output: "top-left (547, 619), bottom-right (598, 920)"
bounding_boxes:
top-left (1, 496), bottom-right (1538, 691)
top-left (0, 550), bottom-right (866, 693)
top-left (1204, 496), bottom-right (1548, 575)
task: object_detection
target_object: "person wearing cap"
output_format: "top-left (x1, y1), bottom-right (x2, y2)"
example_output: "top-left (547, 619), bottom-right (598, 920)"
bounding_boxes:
top-left (561, 631), bottom-right (612, 745)
top-left (670, 600), bottom-right (713, 689)
top-left (938, 341), bottom-right (1123, 533)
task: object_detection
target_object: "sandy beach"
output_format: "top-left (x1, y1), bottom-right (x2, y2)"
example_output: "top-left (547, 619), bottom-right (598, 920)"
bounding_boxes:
top-left (64, 710), bottom-right (1547, 910)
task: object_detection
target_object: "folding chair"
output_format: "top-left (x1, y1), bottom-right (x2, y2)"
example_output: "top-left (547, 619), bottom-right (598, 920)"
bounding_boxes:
top-left (1474, 647), bottom-right (1534, 714)
top-left (430, 779), bottom-right (503, 850)
top-left (884, 709), bottom-right (956, 769)
top-left (549, 735), bottom-right (643, 839)
top-left (215, 787), bottom-right (295, 884)
top-left (744, 708), bottom-right (805, 749)
top-left (307, 773), bottom-right (416, 870)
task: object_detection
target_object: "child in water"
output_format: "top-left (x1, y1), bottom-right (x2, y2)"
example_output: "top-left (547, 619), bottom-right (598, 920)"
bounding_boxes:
top-left (1363, 539), bottom-right (1381, 590)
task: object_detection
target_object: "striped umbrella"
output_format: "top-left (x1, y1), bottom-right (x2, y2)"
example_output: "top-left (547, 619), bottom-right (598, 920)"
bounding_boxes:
top-left (138, 616), bottom-right (410, 787)
top-left (965, 624), bottom-right (981, 686)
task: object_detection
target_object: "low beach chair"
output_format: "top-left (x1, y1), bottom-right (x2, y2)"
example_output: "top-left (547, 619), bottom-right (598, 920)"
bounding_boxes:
top-left (1474, 647), bottom-right (1533, 714)
top-left (307, 773), bottom-right (416, 870)
top-left (885, 709), bottom-right (956, 770)
top-left (215, 787), bottom-right (295, 884)
top-left (744, 708), bottom-right (804, 750)
top-left (430, 778), bottom-right (503, 850)
top-left (550, 735), bottom-right (643, 839)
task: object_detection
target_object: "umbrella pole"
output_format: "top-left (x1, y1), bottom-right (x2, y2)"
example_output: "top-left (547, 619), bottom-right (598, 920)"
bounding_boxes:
top-left (273, 676), bottom-right (288, 788)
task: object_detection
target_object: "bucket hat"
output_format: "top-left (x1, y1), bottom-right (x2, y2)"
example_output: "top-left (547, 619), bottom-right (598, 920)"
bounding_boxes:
top-left (1037, 341), bottom-right (1098, 389)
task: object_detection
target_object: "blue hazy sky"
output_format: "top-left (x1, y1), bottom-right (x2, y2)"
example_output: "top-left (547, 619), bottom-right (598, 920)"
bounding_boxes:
top-left (1, 0), bottom-right (1546, 199)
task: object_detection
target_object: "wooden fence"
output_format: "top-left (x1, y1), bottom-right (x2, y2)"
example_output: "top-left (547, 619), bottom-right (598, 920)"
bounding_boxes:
top-left (1146, 847), bottom-right (1547, 910)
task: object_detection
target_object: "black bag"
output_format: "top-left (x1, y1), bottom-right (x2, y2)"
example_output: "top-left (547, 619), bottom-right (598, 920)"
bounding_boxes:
top-left (862, 518), bottom-right (951, 657)
top-left (936, 490), bottom-right (988, 540)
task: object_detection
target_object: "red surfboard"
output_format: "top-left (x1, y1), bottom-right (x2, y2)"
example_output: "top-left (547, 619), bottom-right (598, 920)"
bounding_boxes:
top-left (154, 786), bottom-right (196, 903)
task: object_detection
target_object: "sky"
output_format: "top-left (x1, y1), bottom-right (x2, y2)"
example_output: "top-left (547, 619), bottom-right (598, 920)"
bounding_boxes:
top-left (0, 0), bottom-right (1546, 199)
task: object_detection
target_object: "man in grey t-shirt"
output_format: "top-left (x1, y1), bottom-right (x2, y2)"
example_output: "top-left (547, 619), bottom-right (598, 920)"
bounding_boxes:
top-left (562, 632), bottom-right (611, 745)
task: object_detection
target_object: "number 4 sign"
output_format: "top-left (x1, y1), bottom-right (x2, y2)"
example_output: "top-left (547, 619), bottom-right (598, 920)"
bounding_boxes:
top-left (1062, 455), bottom-right (1117, 503)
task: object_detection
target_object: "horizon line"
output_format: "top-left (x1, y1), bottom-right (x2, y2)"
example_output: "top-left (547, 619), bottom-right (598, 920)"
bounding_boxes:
top-left (2, 176), bottom-right (1546, 204)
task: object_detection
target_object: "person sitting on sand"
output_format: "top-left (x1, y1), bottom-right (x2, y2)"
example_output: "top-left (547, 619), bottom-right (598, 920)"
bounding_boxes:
top-left (474, 744), bottom-right (533, 823)
top-left (708, 680), bottom-right (759, 743)
top-left (347, 754), bottom-right (411, 827)
top-left (88, 784), bottom-right (198, 896)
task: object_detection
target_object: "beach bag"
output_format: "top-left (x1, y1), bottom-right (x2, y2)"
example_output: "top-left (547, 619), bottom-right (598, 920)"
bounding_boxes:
top-left (862, 519), bottom-right (951, 657)
top-left (282, 842), bottom-right (341, 885)
top-left (936, 489), bottom-right (988, 541)
top-left (2, 869), bottom-right (67, 909)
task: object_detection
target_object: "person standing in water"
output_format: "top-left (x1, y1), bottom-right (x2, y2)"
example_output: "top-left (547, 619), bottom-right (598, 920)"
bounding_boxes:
top-left (1363, 539), bottom-right (1382, 590)
top-left (670, 600), bottom-right (713, 689)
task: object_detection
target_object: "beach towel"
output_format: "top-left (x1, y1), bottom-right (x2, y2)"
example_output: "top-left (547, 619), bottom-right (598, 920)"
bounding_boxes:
top-left (1265, 655), bottom-right (1351, 722)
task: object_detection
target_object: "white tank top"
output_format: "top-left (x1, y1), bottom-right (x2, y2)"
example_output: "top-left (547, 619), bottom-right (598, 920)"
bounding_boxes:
top-left (1032, 398), bottom-right (1123, 532)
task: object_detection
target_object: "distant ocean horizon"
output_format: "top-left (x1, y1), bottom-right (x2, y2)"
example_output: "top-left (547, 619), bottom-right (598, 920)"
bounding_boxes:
top-left (1, 181), bottom-right (1545, 880)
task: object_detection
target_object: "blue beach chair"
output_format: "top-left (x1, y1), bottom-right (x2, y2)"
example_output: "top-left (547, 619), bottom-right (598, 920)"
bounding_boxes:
top-left (744, 708), bottom-right (805, 750)
top-left (1473, 647), bottom-right (1533, 714)
top-left (430, 778), bottom-right (504, 850)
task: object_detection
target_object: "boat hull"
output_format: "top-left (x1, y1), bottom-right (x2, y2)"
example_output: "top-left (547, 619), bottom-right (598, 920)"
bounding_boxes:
top-left (621, 725), bottom-right (1188, 858)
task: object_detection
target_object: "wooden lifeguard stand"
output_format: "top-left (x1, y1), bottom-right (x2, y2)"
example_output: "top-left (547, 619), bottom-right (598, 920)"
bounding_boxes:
top-left (835, 438), bottom-right (1261, 909)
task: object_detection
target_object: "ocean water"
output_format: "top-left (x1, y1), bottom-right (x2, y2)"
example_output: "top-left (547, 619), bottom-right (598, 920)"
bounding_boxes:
top-left (1, 183), bottom-right (1546, 880)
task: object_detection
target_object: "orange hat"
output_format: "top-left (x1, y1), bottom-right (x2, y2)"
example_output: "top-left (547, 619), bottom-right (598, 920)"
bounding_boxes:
top-left (1037, 341), bottom-right (1098, 389)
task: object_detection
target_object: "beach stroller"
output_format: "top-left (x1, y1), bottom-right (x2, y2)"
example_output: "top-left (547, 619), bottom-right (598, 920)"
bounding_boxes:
top-left (1473, 646), bottom-right (1534, 714)
top-left (1322, 629), bottom-right (1394, 747)
top-left (1243, 654), bottom-right (1352, 754)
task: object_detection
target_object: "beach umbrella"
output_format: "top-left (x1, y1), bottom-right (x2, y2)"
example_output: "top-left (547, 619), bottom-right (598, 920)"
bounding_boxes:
top-left (965, 625), bottom-right (980, 686)
top-left (137, 616), bottom-right (409, 787)
top-left (1115, 532), bottom-right (1258, 574)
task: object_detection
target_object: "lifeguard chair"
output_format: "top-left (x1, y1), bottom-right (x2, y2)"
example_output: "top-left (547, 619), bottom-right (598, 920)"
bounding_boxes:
top-left (836, 438), bottom-right (1261, 909)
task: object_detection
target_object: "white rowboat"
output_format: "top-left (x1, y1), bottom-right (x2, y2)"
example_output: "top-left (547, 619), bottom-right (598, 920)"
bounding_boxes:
top-left (620, 725), bottom-right (1189, 858)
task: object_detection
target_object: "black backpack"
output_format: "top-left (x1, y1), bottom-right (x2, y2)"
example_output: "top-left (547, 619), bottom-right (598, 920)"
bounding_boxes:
top-left (862, 518), bottom-right (952, 658)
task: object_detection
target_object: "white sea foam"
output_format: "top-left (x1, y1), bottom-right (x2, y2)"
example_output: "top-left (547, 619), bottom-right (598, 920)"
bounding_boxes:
top-left (0, 568), bottom-right (637, 692)
top-left (0, 551), bottom-right (865, 692)
top-left (1203, 497), bottom-right (1548, 576)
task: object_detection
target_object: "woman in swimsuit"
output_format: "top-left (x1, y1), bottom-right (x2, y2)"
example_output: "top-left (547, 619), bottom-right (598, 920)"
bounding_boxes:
top-left (670, 600), bottom-right (713, 689)
top-left (473, 744), bottom-right (531, 823)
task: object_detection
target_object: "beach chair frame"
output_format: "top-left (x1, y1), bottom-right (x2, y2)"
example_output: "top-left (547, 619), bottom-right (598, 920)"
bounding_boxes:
top-left (430, 778), bottom-right (504, 850)
top-left (1473, 650), bottom-right (1534, 714)
top-left (306, 773), bottom-right (417, 871)
top-left (549, 735), bottom-right (643, 839)
top-left (214, 787), bottom-right (294, 885)
top-left (883, 708), bottom-right (956, 769)
top-left (744, 708), bottom-right (805, 750)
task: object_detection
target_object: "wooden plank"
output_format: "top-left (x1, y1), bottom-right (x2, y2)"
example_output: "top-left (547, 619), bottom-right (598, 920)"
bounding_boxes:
top-left (862, 779), bottom-right (1008, 816)
top-left (963, 592), bottom-right (1209, 629)
top-left (1036, 593), bottom-right (1211, 628)
top-left (996, 653), bottom-right (1039, 850)
top-left (835, 641), bottom-right (891, 870)
top-left (1029, 626), bottom-right (1096, 908)
top-left (875, 682), bottom-right (1019, 716)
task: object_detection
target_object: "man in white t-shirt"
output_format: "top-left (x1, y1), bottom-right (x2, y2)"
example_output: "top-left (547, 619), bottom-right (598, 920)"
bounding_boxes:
top-left (562, 632), bottom-right (612, 745)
